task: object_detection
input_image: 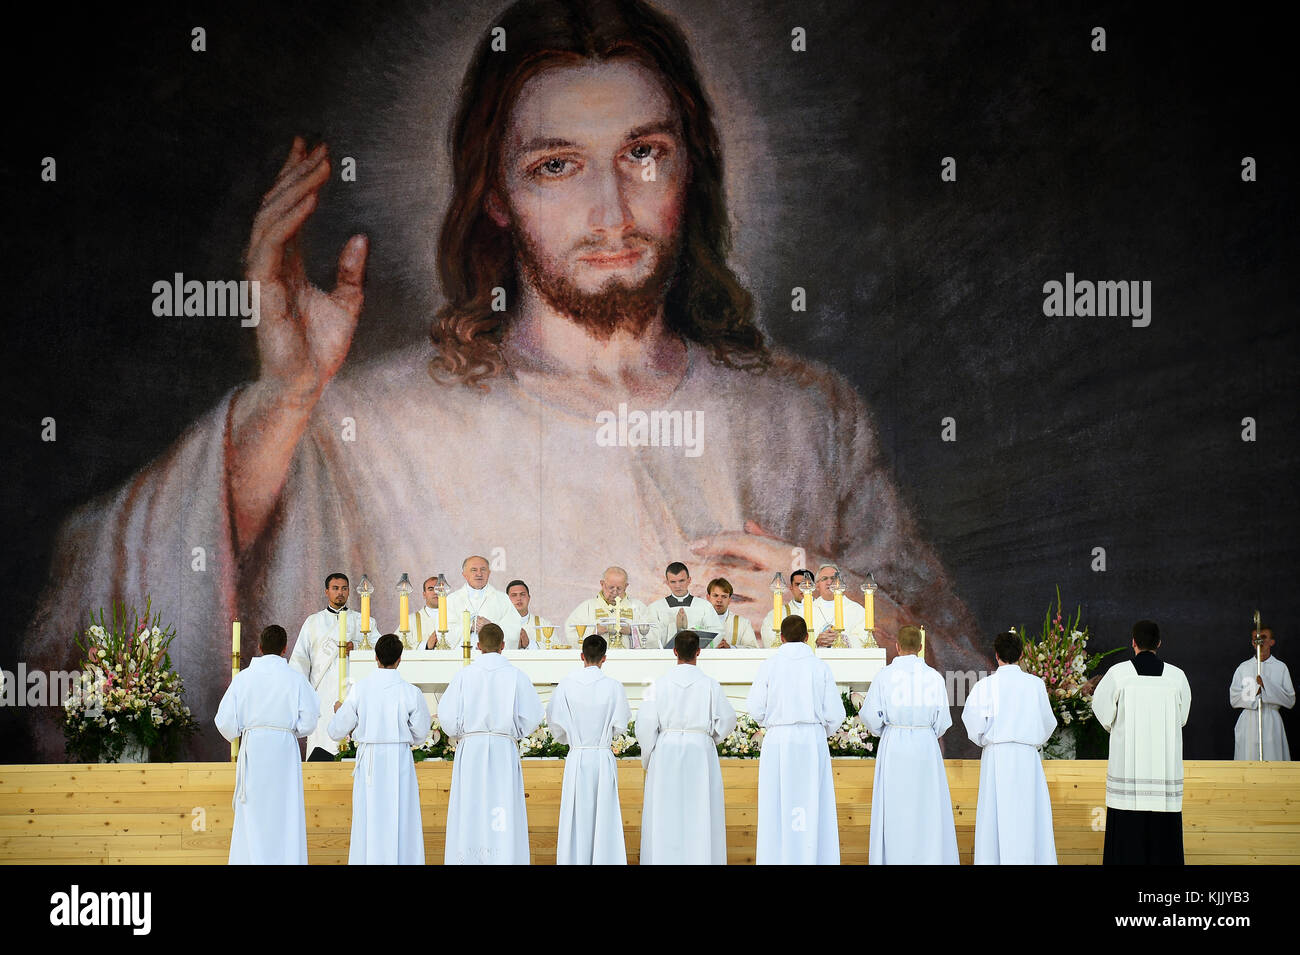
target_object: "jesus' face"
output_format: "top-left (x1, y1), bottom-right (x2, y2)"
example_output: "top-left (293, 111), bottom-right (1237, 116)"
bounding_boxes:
top-left (491, 59), bottom-right (689, 338)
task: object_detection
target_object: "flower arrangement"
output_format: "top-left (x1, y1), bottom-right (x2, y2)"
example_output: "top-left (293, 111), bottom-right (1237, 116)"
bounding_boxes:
top-left (611, 720), bottom-right (640, 758)
top-left (716, 714), bottom-right (765, 757)
top-left (1017, 587), bottom-right (1121, 756)
top-left (518, 722), bottom-right (570, 758)
top-left (827, 691), bottom-right (878, 757)
top-left (63, 599), bottom-right (198, 762)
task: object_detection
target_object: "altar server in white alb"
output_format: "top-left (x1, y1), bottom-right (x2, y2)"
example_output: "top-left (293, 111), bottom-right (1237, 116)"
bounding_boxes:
top-left (327, 633), bottom-right (430, 864)
top-left (439, 622), bottom-right (544, 864)
top-left (546, 635), bottom-right (631, 864)
top-left (505, 579), bottom-right (552, 650)
top-left (290, 573), bottom-right (380, 760)
top-left (565, 566), bottom-right (652, 646)
top-left (636, 630), bottom-right (737, 864)
top-left (758, 569), bottom-right (813, 648)
top-left (1230, 628), bottom-right (1294, 760)
top-left (1093, 620), bottom-right (1192, 865)
top-left (647, 562), bottom-right (714, 647)
top-left (215, 625), bottom-right (319, 864)
top-left (962, 630), bottom-right (1058, 864)
top-left (747, 615), bottom-right (843, 864)
top-left (701, 578), bottom-right (759, 648)
top-left (443, 555), bottom-right (517, 646)
top-left (862, 624), bottom-right (958, 864)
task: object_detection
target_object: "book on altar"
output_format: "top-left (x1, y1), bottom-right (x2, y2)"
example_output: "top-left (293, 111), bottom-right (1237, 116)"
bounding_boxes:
top-left (666, 631), bottom-right (718, 649)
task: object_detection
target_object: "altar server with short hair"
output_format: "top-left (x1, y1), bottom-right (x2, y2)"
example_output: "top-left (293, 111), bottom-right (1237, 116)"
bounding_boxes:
top-left (747, 615), bottom-right (843, 863)
top-left (1230, 628), bottom-right (1294, 761)
top-left (636, 630), bottom-right (737, 864)
top-left (962, 630), bottom-right (1058, 864)
top-left (327, 633), bottom-right (430, 864)
top-left (861, 624), bottom-right (959, 864)
top-left (439, 622), bottom-right (544, 864)
top-left (215, 624), bottom-right (319, 865)
top-left (547, 635), bottom-right (631, 864)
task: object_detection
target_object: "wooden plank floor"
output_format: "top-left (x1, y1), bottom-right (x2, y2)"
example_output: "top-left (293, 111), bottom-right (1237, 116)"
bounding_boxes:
top-left (1, 760), bottom-right (1296, 864)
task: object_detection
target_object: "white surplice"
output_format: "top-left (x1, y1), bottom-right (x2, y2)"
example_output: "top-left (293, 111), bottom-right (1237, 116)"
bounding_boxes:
top-left (439, 652), bottom-right (544, 864)
top-left (1092, 656), bottom-right (1192, 812)
top-left (646, 594), bottom-right (714, 647)
top-left (808, 596), bottom-right (868, 647)
top-left (505, 609), bottom-right (553, 650)
top-left (636, 664), bottom-right (736, 864)
top-left (214, 654), bottom-right (319, 864)
top-left (1230, 655), bottom-right (1294, 760)
top-left (746, 641), bottom-right (842, 864)
top-left (565, 594), bottom-right (653, 646)
top-left (546, 665), bottom-right (631, 864)
top-left (861, 654), bottom-right (958, 864)
top-left (961, 664), bottom-right (1058, 864)
top-left (443, 583), bottom-right (516, 647)
top-left (289, 606), bottom-right (378, 756)
top-left (327, 667), bottom-right (431, 864)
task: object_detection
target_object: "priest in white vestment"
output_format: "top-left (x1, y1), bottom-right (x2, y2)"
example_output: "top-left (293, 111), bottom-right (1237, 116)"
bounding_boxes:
top-left (565, 567), bottom-right (652, 647)
top-left (636, 630), bottom-right (737, 864)
top-left (215, 625), bottom-right (319, 865)
top-left (1093, 620), bottom-right (1192, 865)
top-left (758, 569), bottom-right (813, 649)
top-left (289, 574), bottom-right (380, 760)
top-left (443, 555), bottom-right (517, 647)
top-left (504, 578), bottom-right (551, 650)
top-left (439, 623), bottom-right (544, 864)
top-left (699, 578), bottom-right (758, 648)
top-left (327, 633), bottom-right (431, 865)
top-left (646, 561), bottom-right (714, 647)
top-left (806, 565), bottom-right (868, 648)
top-left (19, 26), bottom-right (986, 762)
top-left (747, 616), bottom-right (842, 863)
top-left (862, 624), bottom-right (959, 864)
top-left (547, 635), bottom-right (631, 864)
top-left (961, 630), bottom-right (1058, 864)
top-left (1230, 628), bottom-right (1294, 760)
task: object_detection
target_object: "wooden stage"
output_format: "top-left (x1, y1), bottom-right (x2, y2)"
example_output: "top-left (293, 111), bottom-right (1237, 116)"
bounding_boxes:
top-left (1, 760), bottom-right (1296, 864)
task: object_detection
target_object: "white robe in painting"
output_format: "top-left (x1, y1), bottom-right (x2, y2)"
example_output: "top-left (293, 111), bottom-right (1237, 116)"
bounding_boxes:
top-left (636, 664), bottom-right (736, 865)
top-left (1092, 657), bottom-right (1192, 812)
top-left (746, 641), bottom-right (842, 864)
top-left (1230, 656), bottom-right (1294, 760)
top-left (861, 654), bottom-right (958, 864)
top-left (327, 666), bottom-right (430, 865)
top-left (443, 583), bottom-right (516, 647)
top-left (439, 652), bottom-right (544, 865)
top-left (289, 607), bottom-right (378, 757)
top-left (961, 664), bottom-right (1058, 864)
top-left (214, 654), bottom-right (319, 865)
top-left (546, 665), bottom-right (631, 864)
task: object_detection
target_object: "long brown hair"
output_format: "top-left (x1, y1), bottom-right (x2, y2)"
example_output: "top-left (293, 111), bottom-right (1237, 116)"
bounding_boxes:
top-left (431, 0), bottom-right (768, 387)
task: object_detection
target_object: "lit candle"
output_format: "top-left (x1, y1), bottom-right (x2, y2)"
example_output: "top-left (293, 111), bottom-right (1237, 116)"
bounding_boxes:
top-left (919, 624), bottom-right (926, 663)
top-left (362, 591), bottom-right (372, 628)
top-left (864, 589), bottom-right (875, 632)
top-left (438, 597), bottom-right (448, 634)
top-left (462, 610), bottom-right (471, 647)
top-left (773, 590), bottom-right (783, 631)
top-left (232, 620), bottom-right (240, 658)
top-left (833, 590), bottom-right (844, 631)
top-left (338, 609), bottom-right (348, 701)
top-left (395, 591), bottom-right (406, 630)
top-left (802, 590), bottom-right (813, 630)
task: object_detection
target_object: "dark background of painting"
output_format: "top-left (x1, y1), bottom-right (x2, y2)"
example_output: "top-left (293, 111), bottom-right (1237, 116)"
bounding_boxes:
top-left (2, 0), bottom-right (1295, 760)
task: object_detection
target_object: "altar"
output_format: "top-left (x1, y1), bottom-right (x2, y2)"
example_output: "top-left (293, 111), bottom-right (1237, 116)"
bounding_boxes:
top-left (349, 646), bottom-right (887, 711)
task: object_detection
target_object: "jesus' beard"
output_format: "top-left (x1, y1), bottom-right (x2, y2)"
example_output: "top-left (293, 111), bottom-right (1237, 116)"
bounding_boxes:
top-left (513, 228), bottom-right (682, 340)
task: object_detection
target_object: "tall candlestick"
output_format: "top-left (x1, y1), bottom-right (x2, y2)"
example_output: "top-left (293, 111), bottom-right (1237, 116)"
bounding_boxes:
top-left (231, 621), bottom-right (241, 761)
top-left (773, 590), bottom-right (784, 632)
top-left (864, 590), bottom-right (875, 631)
top-left (396, 591), bottom-right (407, 629)
top-left (1254, 610), bottom-right (1264, 761)
top-left (338, 609), bottom-right (348, 702)
top-left (802, 591), bottom-right (813, 630)
top-left (833, 590), bottom-right (844, 631)
top-left (462, 610), bottom-right (472, 666)
top-left (362, 592), bottom-right (372, 628)
top-left (438, 599), bottom-right (448, 633)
